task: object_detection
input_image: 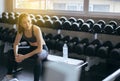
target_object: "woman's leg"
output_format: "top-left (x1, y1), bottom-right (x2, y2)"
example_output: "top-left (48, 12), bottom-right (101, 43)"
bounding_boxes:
top-left (33, 45), bottom-right (48, 81)
top-left (7, 50), bottom-right (18, 75)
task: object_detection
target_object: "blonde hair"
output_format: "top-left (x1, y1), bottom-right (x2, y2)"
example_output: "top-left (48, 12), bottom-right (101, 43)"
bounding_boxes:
top-left (17, 13), bottom-right (31, 33)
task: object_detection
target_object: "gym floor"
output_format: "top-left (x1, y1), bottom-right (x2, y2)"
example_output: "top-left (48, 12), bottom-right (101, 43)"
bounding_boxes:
top-left (0, 45), bottom-right (118, 81)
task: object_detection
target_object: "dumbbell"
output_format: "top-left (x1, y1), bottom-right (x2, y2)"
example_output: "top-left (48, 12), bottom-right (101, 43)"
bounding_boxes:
top-left (36, 19), bottom-right (45, 27)
top-left (97, 41), bottom-right (113, 58)
top-left (7, 29), bottom-right (17, 43)
top-left (97, 20), bottom-right (106, 32)
top-left (86, 19), bottom-right (95, 29)
top-left (68, 37), bottom-right (80, 53)
top-left (53, 20), bottom-right (62, 29)
top-left (104, 21), bottom-right (117, 34)
top-left (44, 19), bottom-right (53, 28)
top-left (44, 33), bottom-right (54, 50)
top-left (29, 14), bottom-right (35, 19)
top-left (62, 20), bottom-right (72, 30)
top-left (2, 12), bottom-right (9, 23)
top-left (85, 39), bottom-right (102, 56)
top-left (71, 22), bottom-right (80, 31)
top-left (43, 15), bottom-right (51, 21)
top-left (49, 34), bottom-right (63, 50)
top-left (115, 26), bottom-right (120, 35)
top-left (68, 17), bottom-right (77, 24)
top-left (59, 16), bottom-right (67, 24)
top-left (74, 38), bottom-right (89, 55)
top-left (76, 18), bottom-right (84, 28)
top-left (48, 34), bottom-right (63, 50)
top-left (35, 15), bottom-right (42, 20)
top-left (31, 18), bottom-right (37, 25)
top-left (8, 12), bottom-right (16, 24)
top-left (109, 43), bottom-right (120, 60)
top-left (81, 23), bottom-right (90, 32)
top-left (51, 16), bottom-right (59, 22)
top-left (104, 24), bottom-right (114, 34)
top-left (92, 23), bottom-right (102, 33)
top-left (55, 35), bottom-right (72, 51)
top-left (108, 20), bottom-right (117, 29)
top-left (0, 28), bottom-right (10, 41)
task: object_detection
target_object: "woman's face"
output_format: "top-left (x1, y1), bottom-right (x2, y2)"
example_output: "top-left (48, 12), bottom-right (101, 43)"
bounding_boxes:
top-left (20, 16), bottom-right (32, 30)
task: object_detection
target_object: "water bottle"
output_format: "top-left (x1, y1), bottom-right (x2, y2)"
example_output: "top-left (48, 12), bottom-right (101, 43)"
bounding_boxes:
top-left (63, 43), bottom-right (68, 60)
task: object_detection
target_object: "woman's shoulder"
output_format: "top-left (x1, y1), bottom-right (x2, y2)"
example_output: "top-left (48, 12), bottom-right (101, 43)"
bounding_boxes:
top-left (33, 25), bottom-right (41, 30)
top-left (33, 25), bottom-right (41, 33)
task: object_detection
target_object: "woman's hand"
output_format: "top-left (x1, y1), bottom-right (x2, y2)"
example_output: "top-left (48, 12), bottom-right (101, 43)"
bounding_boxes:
top-left (15, 54), bottom-right (26, 63)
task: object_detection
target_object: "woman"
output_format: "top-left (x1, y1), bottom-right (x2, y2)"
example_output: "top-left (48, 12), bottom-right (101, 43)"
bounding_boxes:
top-left (3, 13), bottom-right (48, 81)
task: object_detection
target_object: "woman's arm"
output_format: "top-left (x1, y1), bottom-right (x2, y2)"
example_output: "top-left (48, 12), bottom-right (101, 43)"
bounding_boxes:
top-left (24, 26), bottom-right (43, 59)
top-left (13, 32), bottom-right (22, 57)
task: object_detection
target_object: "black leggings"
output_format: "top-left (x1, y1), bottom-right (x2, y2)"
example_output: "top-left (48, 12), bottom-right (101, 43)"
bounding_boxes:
top-left (7, 45), bottom-right (48, 81)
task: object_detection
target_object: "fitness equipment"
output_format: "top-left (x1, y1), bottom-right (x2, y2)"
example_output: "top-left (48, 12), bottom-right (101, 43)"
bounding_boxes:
top-left (104, 24), bottom-right (114, 34)
top-left (68, 37), bottom-right (80, 53)
top-left (97, 41), bottom-right (113, 58)
top-left (76, 18), bottom-right (84, 28)
top-left (97, 20), bottom-right (106, 32)
top-left (92, 23), bottom-right (102, 33)
top-left (62, 20), bottom-right (72, 30)
top-left (43, 15), bottom-right (51, 21)
top-left (71, 22), bottom-right (80, 31)
top-left (108, 20), bottom-right (117, 30)
top-left (109, 43), bottom-right (120, 60)
top-left (115, 26), bottom-right (120, 35)
top-left (51, 16), bottom-right (59, 22)
top-left (35, 15), bottom-right (42, 20)
top-left (59, 16), bottom-right (67, 24)
top-left (81, 23), bottom-right (90, 32)
top-left (68, 17), bottom-right (77, 24)
top-left (31, 18), bottom-right (37, 25)
top-left (52, 20), bottom-right (62, 29)
top-left (44, 19), bottom-right (53, 28)
top-left (74, 38), bottom-right (89, 55)
top-left (2, 12), bottom-right (9, 23)
top-left (85, 39), bottom-right (102, 56)
top-left (86, 19), bottom-right (95, 29)
top-left (36, 19), bottom-right (45, 27)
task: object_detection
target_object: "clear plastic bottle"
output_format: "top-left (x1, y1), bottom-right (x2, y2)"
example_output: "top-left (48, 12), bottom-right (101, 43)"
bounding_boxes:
top-left (63, 43), bottom-right (68, 60)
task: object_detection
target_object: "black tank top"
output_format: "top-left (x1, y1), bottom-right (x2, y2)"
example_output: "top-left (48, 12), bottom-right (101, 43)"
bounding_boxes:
top-left (23, 25), bottom-right (37, 43)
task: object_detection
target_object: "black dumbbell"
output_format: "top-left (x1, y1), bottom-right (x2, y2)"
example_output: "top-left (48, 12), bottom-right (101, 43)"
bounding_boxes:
top-left (67, 37), bottom-right (81, 53)
top-left (92, 23), bottom-right (102, 33)
top-left (81, 23), bottom-right (90, 32)
top-left (60, 16), bottom-right (67, 24)
top-left (71, 22), bottom-right (80, 31)
top-left (62, 20), bottom-right (72, 30)
top-left (53, 20), bottom-right (62, 29)
top-left (43, 15), bottom-right (50, 21)
top-left (104, 24), bottom-right (114, 34)
top-left (36, 19), bottom-right (45, 27)
top-left (0, 28), bottom-right (9, 41)
top-left (109, 43), bottom-right (120, 60)
top-left (44, 19), bottom-right (53, 28)
top-left (115, 26), bottom-right (120, 35)
top-left (86, 19), bottom-right (95, 29)
top-left (74, 38), bottom-right (89, 55)
top-left (44, 33), bottom-right (54, 50)
top-left (31, 18), bottom-right (37, 25)
top-left (76, 18), bottom-right (84, 28)
top-left (68, 17), bottom-right (77, 24)
top-left (85, 39), bottom-right (102, 56)
top-left (97, 41), bottom-right (113, 58)
top-left (108, 20), bottom-right (117, 29)
top-left (51, 16), bottom-right (59, 22)
top-left (97, 20), bottom-right (106, 32)
top-left (35, 15), bottom-right (42, 20)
